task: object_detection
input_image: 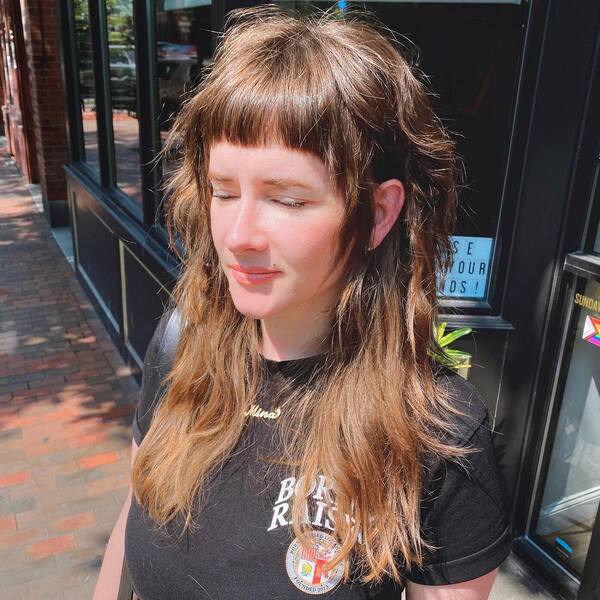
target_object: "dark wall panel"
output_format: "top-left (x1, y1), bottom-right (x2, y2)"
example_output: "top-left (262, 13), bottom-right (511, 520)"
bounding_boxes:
top-left (122, 242), bottom-right (173, 370)
top-left (67, 170), bottom-right (179, 383)
top-left (73, 189), bottom-right (122, 334)
top-left (455, 330), bottom-right (513, 488)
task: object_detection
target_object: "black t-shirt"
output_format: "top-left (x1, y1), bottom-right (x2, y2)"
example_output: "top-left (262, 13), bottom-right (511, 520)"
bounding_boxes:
top-left (124, 310), bottom-right (512, 599)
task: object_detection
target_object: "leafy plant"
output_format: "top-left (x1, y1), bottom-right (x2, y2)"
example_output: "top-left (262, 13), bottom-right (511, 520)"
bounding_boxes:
top-left (429, 322), bottom-right (472, 374)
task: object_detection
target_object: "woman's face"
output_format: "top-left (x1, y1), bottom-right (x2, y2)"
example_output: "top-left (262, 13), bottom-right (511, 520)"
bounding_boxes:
top-left (208, 141), bottom-right (348, 323)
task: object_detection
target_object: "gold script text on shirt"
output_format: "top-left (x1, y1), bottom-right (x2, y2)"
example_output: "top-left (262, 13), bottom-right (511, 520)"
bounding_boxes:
top-left (245, 404), bottom-right (281, 420)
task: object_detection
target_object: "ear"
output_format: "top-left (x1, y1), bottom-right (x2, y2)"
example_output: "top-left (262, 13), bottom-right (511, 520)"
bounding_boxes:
top-left (368, 179), bottom-right (405, 251)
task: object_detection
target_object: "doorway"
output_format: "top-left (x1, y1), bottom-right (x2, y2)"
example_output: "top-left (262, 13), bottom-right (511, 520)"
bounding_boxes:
top-left (531, 275), bottom-right (600, 578)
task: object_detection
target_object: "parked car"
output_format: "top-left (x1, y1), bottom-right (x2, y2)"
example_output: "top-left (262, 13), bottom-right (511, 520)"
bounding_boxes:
top-left (109, 44), bottom-right (137, 113)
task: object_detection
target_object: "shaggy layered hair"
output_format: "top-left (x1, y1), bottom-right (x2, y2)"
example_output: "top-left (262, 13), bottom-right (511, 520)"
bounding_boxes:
top-left (132, 4), bottom-right (466, 585)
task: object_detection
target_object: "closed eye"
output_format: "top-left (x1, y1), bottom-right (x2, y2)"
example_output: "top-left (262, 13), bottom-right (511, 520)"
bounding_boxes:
top-left (210, 194), bottom-right (305, 209)
top-left (271, 199), bottom-right (306, 209)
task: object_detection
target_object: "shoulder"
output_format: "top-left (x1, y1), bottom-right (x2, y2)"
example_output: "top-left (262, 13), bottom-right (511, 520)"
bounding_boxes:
top-left (425, 364), bottom-right (503, 511)
top-left (403, 365), bottom-right (512, 585)
top-left (133, 306), bottom-right (183, 444)
top-left (431, 362), bottom-right (491, 446)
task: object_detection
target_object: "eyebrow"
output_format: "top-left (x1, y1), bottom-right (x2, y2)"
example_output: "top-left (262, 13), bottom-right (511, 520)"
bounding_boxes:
top-left (208, 173), bottom-right (314, 192)
top-left (264, 177), bottom-right (315, 192)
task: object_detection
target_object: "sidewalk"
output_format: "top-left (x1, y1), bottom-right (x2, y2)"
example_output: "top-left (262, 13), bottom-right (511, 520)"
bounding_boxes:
top-left (0, 144), bottom-right (562, 599)
top-left (0, 148), bottom-right (138, 598)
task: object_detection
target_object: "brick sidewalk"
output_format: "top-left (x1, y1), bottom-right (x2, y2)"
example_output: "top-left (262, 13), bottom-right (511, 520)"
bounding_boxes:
top-left (0, 149), bottom-right (138, 598)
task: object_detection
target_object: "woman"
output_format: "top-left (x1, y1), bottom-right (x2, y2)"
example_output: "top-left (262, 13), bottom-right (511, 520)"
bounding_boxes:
top-left (94, 5), bottom-right (511, 599)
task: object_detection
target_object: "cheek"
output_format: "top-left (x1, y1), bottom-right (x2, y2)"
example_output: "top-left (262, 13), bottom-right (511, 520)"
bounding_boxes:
top-left (281, 219), bottom-right (341, 273)
top-left (209, 206), bottom-right (226, 250)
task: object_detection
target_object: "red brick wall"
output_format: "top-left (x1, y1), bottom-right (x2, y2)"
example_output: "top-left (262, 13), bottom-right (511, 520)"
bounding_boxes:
top-left (19, 0), bottom-right (68, 203)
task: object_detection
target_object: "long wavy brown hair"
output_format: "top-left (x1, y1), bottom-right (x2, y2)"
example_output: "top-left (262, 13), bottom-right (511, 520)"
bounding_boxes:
top-left (132, 4), bottom-right (467, 585)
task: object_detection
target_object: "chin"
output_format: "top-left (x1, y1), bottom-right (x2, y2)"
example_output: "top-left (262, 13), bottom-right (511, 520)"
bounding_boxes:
top-left (230, 298), bottom-right (278, 320)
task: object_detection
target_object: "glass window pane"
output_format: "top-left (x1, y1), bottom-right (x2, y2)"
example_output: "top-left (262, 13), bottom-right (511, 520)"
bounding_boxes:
top-left (283, 1), bottom-right (523, 301)
top-left (534, 278), bottom-right (600, 576)
top-left (74, 0), bottom-right (100, 171)
top-left (154, 0), bottom-right (524, 302)
top-left (106, 0), bottom-right (142, 204)
top-left (156, 0), bottom-right (213, 210)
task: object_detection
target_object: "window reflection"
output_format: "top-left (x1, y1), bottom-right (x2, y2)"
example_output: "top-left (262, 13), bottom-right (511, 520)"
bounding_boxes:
top-left (74, 0), bottom-right (99, 171)
top-left (106, 0), bottom-right (142, 204)
top-left (156, 1), bottom-right (213, 215)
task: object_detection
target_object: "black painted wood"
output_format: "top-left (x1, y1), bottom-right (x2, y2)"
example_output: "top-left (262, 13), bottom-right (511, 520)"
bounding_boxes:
top-left (500, 0), bottom-right (600, 514)
top-left (56, 0), bottom-right (82, 164)
top-left (73, 190), bottom-right (123, 331)
top-left (564, 252), bottom-right (600, 282)
top-left (122, 241), bottom-right (173, 371)
top-left (88, 0), bottom-right (115, 190)
top-left (134, 0), bottom-right (162, 230)
top-left (506, 0), bottom-right (600, 596)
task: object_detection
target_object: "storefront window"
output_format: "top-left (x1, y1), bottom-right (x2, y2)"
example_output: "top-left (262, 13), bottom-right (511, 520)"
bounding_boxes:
top-left (74, 0), bottom-right (99, 171)
top-left (152, 0), bottom-right (524, 302)
top-left (106, 0), bottom-right (142, 203)
top-left (283, 0), bottom-right (523, 301)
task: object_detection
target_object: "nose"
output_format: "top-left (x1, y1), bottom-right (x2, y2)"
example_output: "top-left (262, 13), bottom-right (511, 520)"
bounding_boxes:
top-left (224, 196), bottom-right (268, 254)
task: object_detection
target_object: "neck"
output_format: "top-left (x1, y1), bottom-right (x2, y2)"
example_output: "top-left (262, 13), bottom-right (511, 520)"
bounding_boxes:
top-left (259, 308), bottom-right (331, 361)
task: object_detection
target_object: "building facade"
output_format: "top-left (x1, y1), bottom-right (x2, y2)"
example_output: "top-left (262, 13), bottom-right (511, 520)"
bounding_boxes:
top-left (0, 0), bottom-right (71, 222)
top-left (1, 0), bottom-right (600, 597)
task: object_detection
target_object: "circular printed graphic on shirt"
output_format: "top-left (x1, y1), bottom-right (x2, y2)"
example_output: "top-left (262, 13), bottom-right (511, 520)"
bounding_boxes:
top-left (285, 530), bottom-right (346, 595)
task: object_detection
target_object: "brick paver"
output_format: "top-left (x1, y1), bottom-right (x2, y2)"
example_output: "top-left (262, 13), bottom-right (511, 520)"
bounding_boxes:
top-left (0, 143), bottom-right (138, 598)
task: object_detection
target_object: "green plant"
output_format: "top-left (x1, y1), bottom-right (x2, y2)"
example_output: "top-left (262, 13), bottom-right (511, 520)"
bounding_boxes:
top-left (429, 322), bottom-right (472, 376)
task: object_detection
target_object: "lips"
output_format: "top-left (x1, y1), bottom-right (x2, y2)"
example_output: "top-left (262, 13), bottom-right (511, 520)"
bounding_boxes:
top-left (228, 263), bottom-right (282, 285)
top-left (228, 264), bottom-right (279, 274)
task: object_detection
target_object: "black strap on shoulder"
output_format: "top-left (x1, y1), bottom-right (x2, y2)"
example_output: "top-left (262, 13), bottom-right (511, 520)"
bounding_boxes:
top-left (137, 307), bottom-right (182, 424)
top-left (157, 307), bottom-right (182, 376)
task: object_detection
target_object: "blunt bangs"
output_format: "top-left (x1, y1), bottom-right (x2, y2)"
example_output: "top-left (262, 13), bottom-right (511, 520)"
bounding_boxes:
top-left (194, 19), bottom-right (371, 208)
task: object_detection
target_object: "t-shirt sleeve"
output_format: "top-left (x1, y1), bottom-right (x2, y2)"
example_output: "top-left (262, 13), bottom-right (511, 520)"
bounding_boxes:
top-left (404, 376), bottom-right (512, 585)
top-left (132, 307), bottom-right (179, 446)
